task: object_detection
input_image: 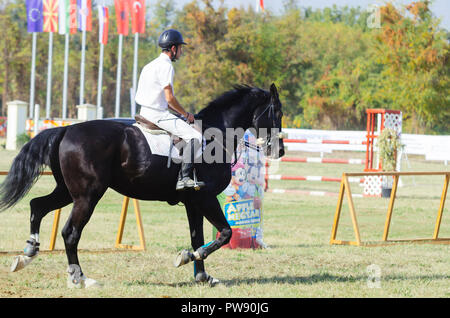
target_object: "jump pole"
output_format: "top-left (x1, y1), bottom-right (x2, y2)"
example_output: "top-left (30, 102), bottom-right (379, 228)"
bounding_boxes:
top-left (115, 196), bottom-right (146, 251)
top-left (46, 196), bottom-right (146, 252)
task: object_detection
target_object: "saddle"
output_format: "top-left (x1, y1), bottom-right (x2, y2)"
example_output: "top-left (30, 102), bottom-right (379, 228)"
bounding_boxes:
top-left (134, 114), bottom-right (181, 141)
top-left (134, 114), bottom-right (185, 167)
top-left (135, 114), bottom-right (203, 144)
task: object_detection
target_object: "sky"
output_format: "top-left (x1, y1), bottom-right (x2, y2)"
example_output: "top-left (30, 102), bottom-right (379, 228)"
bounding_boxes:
top-left (169, 0), bottom-right (450, 30)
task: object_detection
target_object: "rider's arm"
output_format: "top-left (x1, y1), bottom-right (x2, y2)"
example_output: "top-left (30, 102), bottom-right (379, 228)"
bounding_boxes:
top-left (164, 84), bottom-right (194, 123)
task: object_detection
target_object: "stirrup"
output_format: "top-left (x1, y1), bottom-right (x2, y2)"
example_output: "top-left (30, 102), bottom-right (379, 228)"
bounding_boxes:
top-left (192, 169), bottom-right (205, 191)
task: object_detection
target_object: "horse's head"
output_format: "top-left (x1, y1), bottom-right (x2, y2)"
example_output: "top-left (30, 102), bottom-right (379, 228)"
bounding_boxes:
top-left (252, 83), bottom-right (285, 159)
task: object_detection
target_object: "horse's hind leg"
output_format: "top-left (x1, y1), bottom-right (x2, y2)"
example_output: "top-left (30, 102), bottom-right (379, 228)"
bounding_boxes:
top-left (27, 186), bottom-right (72, 255)
top-left (11, 185), bottom-right (72, 272)
top-left (62, 192), bottom-right (105, 289)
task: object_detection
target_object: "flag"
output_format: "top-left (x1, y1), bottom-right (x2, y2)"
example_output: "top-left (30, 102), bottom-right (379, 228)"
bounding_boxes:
top-left (115, 0), bottom-right (129, 36)
top-left (69, 0), bottom-right (77, 34)
top-left (255, 0), bottom-right (264, 12)
top-left (77, 0), bottom-right (92, 31)
top-left (98, 5), bottom-right (109, 45)
top-left (26, 0), bottom-right (44, 33)
top-left (43, 0), bottom-right (58, 32)
top-left (58, 0), bottom-right (69, 34)
top-left (131, 0), bottom-right (145, 34)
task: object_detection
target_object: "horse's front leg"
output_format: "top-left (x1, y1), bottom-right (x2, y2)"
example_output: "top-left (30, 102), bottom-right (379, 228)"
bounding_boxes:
top-left (175, 197), bottom-right (231, 286)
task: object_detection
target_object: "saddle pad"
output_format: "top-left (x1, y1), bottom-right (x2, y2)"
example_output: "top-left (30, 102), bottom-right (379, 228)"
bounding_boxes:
top-left (133, 123), bottom-right (183, 160)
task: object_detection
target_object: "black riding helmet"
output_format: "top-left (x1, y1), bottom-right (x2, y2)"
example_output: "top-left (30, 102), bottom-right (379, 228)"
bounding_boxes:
top-left (158, 29), bottom-right (187, 49)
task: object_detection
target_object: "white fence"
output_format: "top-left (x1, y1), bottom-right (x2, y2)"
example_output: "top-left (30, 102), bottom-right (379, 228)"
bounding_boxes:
top-left (282, 128), bottom-right (450, 164)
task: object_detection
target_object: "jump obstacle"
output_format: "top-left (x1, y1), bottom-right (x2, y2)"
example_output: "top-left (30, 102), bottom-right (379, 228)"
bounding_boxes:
top-left (265, 109), bottom-right (404, 197)
top-left (264, 139), bottom-right (367, 195)
top-left (330, 171), bottom-right (449, 246)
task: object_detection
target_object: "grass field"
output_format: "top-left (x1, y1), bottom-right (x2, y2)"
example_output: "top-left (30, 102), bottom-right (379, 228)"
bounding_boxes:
top-left (0, 143), bottom-right (449, 298)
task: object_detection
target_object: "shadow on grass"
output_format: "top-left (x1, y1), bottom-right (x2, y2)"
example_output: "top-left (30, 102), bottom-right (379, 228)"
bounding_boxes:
top-left (396, 195), bottom-right (445, 200)
top-left (145, 272), bottom-right (450, 288)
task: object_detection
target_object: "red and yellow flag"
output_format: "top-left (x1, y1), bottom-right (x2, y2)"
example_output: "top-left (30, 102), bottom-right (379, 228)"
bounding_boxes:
top-left (43, 0), bottom-right (58, 32)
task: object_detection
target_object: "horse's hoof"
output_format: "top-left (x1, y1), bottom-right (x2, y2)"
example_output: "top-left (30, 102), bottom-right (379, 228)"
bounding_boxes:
top-left (10, 255), bottom-right (35, 272)
top-left (67, 264), bottom-right (84, 289)
top-left (67, 277), bottom-right (84, 289)
top-left (67, 276), bottom-right (101, 289)
top-left (208, 276), bottom-right (220, 287)
top-left (174, 249), bottom-right (193, 267)
top-left (195, 272), bottom-right (220, 287)
top-left (81, 275), bottom-right (102, 288)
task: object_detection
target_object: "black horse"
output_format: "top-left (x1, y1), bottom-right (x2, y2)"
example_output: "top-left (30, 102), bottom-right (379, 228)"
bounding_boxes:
top-left (0, 84), bottom-right (284, 287)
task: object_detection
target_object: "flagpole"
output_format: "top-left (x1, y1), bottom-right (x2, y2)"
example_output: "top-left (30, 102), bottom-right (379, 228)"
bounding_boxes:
top-left (45, 31), bottom-right (53, 119)
top-left (131, 32), bottom-right (138, 118)
top-left (80, 29), bottom-right (86, 105)
top-left (29, 32), bottom-right (37, 118)
top-left (115, 34), bottom-right (123, 118)
top-left (62, 33), bottom-right (69, 119)
top-left (97, 42), bottom-right (104, 118)
top-left (59, 0), bottom-right (70, 120)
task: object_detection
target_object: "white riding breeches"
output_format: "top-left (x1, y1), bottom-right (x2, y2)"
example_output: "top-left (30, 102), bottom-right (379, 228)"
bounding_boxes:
top-left (139, 106), bottom-right (203, 145)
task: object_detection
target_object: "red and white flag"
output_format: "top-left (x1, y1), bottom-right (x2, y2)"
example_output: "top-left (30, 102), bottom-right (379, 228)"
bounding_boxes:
top-left (115, 0), bottom-right (129, 36)
top-left (131, 0), bottom-right (145, 34)
top-left (98, 5), bottom-right (109, 45)
top-left (257, 0), bottom-right (264, 12)
top-left (43, 0), bottom-right (58, 32)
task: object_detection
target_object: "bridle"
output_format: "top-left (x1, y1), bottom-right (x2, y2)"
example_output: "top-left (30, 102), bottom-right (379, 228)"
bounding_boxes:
top-left (253, 99), bottom-right (276, 128)
top-left (252, 99), bottom-right (283, 154)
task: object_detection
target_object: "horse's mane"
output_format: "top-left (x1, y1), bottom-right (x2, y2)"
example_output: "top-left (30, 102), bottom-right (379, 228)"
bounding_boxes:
top-left (196, 85), bottom-right (269, 119)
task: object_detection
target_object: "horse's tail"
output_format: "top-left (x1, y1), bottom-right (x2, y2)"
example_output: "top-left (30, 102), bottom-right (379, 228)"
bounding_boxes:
top-left (0, 127), bottom-right (67, 212)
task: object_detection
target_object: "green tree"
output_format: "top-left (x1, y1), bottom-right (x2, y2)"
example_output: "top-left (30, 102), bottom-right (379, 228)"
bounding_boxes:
top-left (372, 1), bottom-right (449, 133)
top-left (0, 1), bottom-right (30, 115)
top-left (0, 0), bottom-right (447, 133)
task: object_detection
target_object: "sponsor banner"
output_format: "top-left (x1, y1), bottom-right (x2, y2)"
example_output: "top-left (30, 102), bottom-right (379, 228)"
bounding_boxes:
top-left (218, 130), bottom-right (266, 249)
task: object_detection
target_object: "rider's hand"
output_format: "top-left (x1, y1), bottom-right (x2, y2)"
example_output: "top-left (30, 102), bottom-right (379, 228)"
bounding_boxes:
top-left (186, 112), bottom-right (195, 123)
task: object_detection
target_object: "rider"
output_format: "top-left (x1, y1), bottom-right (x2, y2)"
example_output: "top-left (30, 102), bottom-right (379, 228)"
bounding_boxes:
top-left (135, 29), bottom-right (204, 191)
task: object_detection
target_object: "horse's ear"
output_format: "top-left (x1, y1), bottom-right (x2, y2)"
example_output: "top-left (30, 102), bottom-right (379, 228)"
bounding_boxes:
top-left (270, 83), bottom-right (279, 101)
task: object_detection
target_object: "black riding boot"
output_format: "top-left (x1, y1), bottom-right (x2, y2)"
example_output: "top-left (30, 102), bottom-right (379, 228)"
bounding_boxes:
top-left (176, 139), bottom-right (205, 191)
